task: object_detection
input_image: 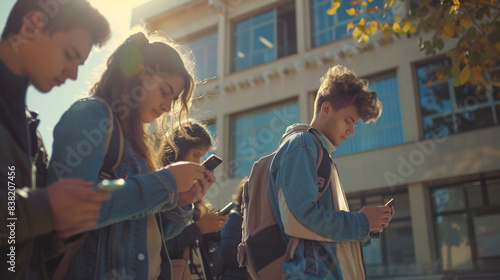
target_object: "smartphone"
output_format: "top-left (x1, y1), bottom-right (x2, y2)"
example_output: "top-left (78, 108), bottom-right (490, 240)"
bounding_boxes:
top-left (202, 154), bottom-right (222, 171)
top-left (218, 201), bottom-right (236, 215)
top-left (385, 198), bottom-right (395, 207)
top-left (97, 179), bottom-right (126, 191)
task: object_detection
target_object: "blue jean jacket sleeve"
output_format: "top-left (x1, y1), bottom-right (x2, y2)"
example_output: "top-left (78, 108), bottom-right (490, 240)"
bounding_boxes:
top-left (274, 132), bottom-right (368, 242)
top-left (47, 98), bottom-right (190, 229)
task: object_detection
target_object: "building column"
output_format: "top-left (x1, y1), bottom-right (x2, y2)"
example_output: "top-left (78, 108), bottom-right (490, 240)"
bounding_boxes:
top-left (295, 0), bottom-right (308, 54)
top-left (408, 182), bottom-right (439, 275)
top-left (398, 62), bottom-right (420, 142)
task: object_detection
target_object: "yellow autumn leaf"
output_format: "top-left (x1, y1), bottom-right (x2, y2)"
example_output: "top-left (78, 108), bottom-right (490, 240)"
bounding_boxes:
top-left (453, 0), bottom-right (460, 5)
top-left (352, 27), bottom-right (363, 38)
top-left (442, 31), bottom-right (451, 41)
top-left (359, 33), bottom-right (370, 43)
top-left (369, 23), bottom-right (377, 34)
top-left (449, 6), bottom-right (457, 14)
top-left (327, 2), bottom-right (341, 15)
top-left (346, 8), bottom-right (357, 16)
top-left (460, 16), bottom-right (472, 28)
top-left (361, 1), bottom-right (368, 7)
top-left (392, 21), bottom-right (401, 33)
top-left (386, 0), bottom-right (395, 8)
top-left (443, 24), bottom-right (456, 37)
top-left (409, 25), bottom-right (417, 33)
top-left (347, 21), bottom-right (354, 32)
top-left (472, 66), bottom-right (482, 81)
top-left (437, 74), bottom-right (449, 84)
top-left (359, 18), bottom-right (366, 26)
top-left (460, 66), bottom-right (470, 85)
top-left (402, 20), bottom-right (412, 33)
top-left (381, 23), bottom-right (390, 31)
top-left (368, 0), bottom-right (374, 2)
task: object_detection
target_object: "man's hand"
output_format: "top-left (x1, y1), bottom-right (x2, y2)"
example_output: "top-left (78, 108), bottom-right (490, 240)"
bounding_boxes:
top-left (165, 161), bottom-right (206, 193)
top-left (45, 178), bottom-right (111, 240)
top-left (359, 205), bottom-right (393, 233)
top-left (178, 169), bottom-right (216, 207)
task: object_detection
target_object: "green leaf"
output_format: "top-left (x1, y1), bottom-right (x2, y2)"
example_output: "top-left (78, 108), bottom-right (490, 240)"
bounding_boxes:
top-left (465, 27), bottom-right (477, 41)
top-left (433, 37), bottom-right (445, 50)
top-left (469, 51), bottom-right (481, 65)
top-left (487, 28), bottom-right (500, 45)
top-left (441, 65), bottom-right (452, 76)
top-left (481, 52), bottom-right (491, 64)
top-left (475, 6), bottom-right (488, 20)
top-left (452, 73), bottom-right (462, 87)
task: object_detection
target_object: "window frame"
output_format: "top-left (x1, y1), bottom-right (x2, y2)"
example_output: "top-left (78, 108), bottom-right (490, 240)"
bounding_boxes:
top-left (415, 58), bottom-right (500, 139)
top-left (347, 190), bottom-right (416, 277)
top-left (229, 98), bottom-right (300, 177)
top-left (231, 0), bottom-right (297, 72)
top-left (430, 177), bottom-right (500, 273)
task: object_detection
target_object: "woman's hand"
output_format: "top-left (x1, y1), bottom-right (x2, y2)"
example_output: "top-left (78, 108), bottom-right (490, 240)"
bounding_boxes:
top-left (166, 162), bottom-right (216, 207)
top-left (165, 161), bottom-right (205, 193)
top-left (195, 212), bottom-right (229, 234)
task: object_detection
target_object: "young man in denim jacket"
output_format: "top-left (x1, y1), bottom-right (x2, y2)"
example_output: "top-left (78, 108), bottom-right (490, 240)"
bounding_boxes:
top-left (0, 1), bottom-right (111, 279)
top-left (269, 65), bottom-right (395, 279)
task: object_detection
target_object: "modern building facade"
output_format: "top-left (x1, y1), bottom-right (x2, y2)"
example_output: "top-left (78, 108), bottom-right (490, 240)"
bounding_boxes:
top-left (132, 0), bottom-right (500, 279)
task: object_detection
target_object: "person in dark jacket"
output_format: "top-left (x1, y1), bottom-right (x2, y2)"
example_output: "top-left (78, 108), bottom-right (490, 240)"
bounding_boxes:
top-left (162, 120), bottom-right (229, 280)
top-left (213, 177), bottom-right (249, 280)
top-left (0, 1), bottom-right (111, 279)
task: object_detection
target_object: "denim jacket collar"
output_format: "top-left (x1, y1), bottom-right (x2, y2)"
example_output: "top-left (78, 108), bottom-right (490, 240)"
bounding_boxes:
top-left (284, 123), bottom-right (336, 153)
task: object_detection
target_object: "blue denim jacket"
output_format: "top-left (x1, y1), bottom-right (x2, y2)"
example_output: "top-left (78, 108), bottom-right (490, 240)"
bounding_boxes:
top-left (269, 124), bottom-right (370, 279)
top-left (47, 97), bottom-right (193, 279)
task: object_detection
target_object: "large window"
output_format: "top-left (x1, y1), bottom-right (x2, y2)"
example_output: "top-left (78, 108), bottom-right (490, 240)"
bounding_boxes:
top-left (432, 178), bottom-right (500, 273)
top-left (348, 191), bottom-right (415, 277)
top-left (232, 1), bottom-right (297, 72)
top-left (333, 72), bottom-right (404, 157)
top-left (188, 33), bottom-right (218, 81)
top-left (230, 100), bottom-right (300, 177)
top-left (310, 0), bottom-right (391, 48)
top-left (416, 60), bottom-right (500, 139)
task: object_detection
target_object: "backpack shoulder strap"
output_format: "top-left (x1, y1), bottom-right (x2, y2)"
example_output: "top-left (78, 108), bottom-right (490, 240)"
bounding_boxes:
top-left (306, 128), bottom-right (332, 199)
top-left (98, 103), bottom-right (124, 180)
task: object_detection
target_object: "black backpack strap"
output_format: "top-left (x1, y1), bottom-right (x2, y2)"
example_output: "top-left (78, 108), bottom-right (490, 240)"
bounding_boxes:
top-left (306, 128), bottom-right (332, 199)
top-left (98, 103), bottom-right (124, 180)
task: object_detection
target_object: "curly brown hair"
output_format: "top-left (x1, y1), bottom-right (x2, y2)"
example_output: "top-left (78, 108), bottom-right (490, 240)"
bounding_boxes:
top-left (314, 65), bottom-right (382, 123)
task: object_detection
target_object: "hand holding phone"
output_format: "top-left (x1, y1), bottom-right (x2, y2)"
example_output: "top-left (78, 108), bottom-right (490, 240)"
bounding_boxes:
top-left (218, 201), bottom-right (236, 215)
top-left (202, 154), bottom-right (222, 171)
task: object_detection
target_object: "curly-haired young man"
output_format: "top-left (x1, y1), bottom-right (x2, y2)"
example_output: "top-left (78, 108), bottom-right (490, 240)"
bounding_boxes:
top-left (269, 65), bottom-right (395, 279)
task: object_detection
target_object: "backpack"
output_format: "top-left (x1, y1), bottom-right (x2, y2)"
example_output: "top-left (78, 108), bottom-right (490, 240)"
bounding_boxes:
top-left (237, 128), bottom-right (332, 280)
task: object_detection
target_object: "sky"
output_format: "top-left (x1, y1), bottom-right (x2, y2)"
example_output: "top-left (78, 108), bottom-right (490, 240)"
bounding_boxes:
top-left (0, 0), bottom-right (150, 155)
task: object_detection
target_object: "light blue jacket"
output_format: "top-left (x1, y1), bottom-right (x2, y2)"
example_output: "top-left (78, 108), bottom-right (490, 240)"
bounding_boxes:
top-left (47, 97), bottom-right (193, 279)
top-left (269, 124), bottom-right (370, 279)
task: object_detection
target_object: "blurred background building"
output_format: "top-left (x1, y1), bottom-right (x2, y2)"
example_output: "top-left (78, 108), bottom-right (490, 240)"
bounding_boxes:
top-left (132, 0), bottom-right (500, 279)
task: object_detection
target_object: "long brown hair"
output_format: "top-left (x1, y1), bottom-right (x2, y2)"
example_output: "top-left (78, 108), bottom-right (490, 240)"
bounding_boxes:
top-left (91, 27), bottom-right (196, 171)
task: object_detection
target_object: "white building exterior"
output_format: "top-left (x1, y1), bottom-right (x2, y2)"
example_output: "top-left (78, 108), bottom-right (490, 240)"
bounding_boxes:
top-left (133, 1), bottom-right (500, 278)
